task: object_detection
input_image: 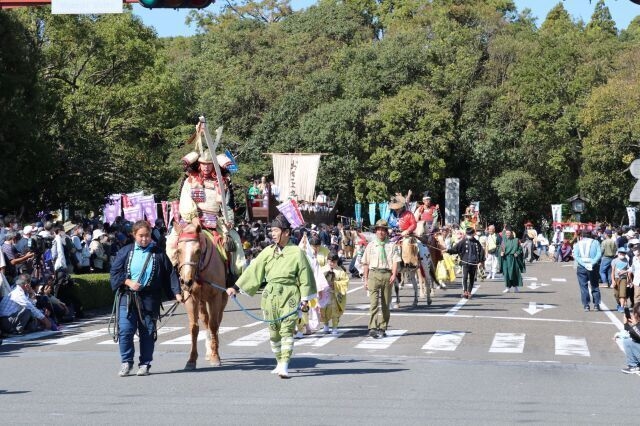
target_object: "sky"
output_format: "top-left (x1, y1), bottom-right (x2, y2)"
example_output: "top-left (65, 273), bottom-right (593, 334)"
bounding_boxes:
top-left (132, 0), bottom-right (640, 38)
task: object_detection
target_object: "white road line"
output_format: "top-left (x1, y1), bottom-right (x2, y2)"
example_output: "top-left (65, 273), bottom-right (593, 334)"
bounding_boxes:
top-left (355, 329), bottom-right (407, 350)
top-left (342, 311), bottom-right (613, 325)
top-left (295, 328), bottom-right (354, 347)
top-left (489, 333), bottom-right (525, 353)
top-left (98, 327), bottom-right (184, 345)
top-left (228, 328), bottom-right (270, 346)
top-left (599, 301), bottom-right (625, 352)
top-left (445, 286), bottom-right (480, 316)
top-left (347, 285), bottom-right (365, 295)
top-left (523, 277), bottom-right (538, 281)
top-left (161, 326), bottom-right (237, 345)
top-left (422, 331), bottom-right (465, 351)
top-left (52, 328), bottom-right (111, 345)
top-left (242, 321), bottom-right (262, 328)
top-left (551, 278), bottom-right (567, 282)
top-left (555, 335), bottom-right (590, 357)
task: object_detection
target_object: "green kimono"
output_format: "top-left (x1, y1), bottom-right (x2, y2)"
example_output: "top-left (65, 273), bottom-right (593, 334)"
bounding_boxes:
top-left (500, 236), bottom-right (526, 288)
top-left (235, 242), bottom-right (317, 363)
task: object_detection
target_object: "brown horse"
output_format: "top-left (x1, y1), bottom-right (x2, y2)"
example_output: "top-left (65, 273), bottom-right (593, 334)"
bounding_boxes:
top-left (175, 223), bottom-right (228, 369)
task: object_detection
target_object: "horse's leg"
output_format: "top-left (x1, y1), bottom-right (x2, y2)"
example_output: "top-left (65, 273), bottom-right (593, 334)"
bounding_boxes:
top-left (200, 296), bottom-right (211, 361)
top-left (418, 267), bottom-right (427, 299)
top-left (424, 265), bottom-right (433, 306)
top-left (185, 294), bottom-right (199, 370)
top-left (411, 269), bottom-right (418, 308)
top-left (206, 293), bottom-right (221, 367)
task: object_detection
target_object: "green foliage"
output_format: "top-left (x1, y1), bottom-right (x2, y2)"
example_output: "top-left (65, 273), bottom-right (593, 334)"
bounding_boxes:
top-left (72, 273), bottom-right (113, 311)
top-left (2, 0), bottom-right (640, 228)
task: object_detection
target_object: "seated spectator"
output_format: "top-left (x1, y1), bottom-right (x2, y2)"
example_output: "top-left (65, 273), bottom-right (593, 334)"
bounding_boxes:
top-left (620, 304), bottom-right (640, 374)
top-left (537, 233), bottom-right (550, 259)
top-left (0, 273), bottom-right (51, 335)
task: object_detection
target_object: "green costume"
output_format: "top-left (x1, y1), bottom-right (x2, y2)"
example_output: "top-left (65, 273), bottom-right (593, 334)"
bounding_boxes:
top-left (235, 242), bottom-right (317, 363)
top-left (500, 236), bottom-right (525, 288)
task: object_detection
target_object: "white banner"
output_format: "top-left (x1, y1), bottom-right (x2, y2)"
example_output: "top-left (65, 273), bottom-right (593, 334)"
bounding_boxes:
top-left (628, 207), bottom-right (636, 227)
top-left (272, 154), bottom-right (320, 202)
top-left (52, 0), bottom-right (122, 14)
top-left (551, 204), bottom-right (562, 223)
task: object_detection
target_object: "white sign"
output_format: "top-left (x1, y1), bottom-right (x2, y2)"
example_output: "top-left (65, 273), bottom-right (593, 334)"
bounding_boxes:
top-left (628, 207), bottom-right (637, 227)
top-left (630, 159), bottom-right (640, 201)
top-left (523, 302), bottom-right (555, 316)
top-left (52, 0), bottom-right (122, 14)
top-left (445, 178), bottom-right (460, 225)
top-left (551, 204), bottom-right (562, 223)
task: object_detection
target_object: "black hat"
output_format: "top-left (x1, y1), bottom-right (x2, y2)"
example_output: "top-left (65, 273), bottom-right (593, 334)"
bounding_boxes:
top-left (465, 227), bottom-right (475, 236)
top-left (270, 214), bottom-right (291, 230)
top-left (328, 252), bottom-right (340, 262)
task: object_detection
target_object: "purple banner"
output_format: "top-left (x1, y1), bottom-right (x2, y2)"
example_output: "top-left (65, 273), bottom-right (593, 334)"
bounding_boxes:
top-left (103, 194), bottom-right (121, 225)
top-left (123, 205), bottom-right (143, 222)
top-left (139, 195), bottom-right (157, 225)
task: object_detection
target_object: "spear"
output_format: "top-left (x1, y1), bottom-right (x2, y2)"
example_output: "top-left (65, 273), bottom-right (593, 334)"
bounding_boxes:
top-left (199, 116), bottom-right (230, 224)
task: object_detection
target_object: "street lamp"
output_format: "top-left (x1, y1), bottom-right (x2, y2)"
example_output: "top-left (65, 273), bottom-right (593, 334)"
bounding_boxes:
top-left (566, 194), bottom-right (588, 223)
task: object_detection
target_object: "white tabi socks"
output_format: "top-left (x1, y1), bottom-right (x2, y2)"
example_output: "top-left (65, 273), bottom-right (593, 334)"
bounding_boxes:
top-left (278, 362), bottom-right (289, 379)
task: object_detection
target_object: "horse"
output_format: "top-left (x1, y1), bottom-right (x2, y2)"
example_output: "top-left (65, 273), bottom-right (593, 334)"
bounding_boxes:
top-left (426, 231), bottom-right (447, 290)
top-left (175, 223), bottom-right (229, 369)
top-left (393, 236), bottom-right (421, 309)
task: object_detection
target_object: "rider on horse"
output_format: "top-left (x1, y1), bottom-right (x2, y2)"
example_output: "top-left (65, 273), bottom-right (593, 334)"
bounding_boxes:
top-left (413, 192), bottom-right (439, 234)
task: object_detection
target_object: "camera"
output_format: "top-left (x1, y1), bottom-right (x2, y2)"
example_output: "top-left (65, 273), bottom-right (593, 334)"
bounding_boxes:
top-left (28, 235), bottom-right (52, 257)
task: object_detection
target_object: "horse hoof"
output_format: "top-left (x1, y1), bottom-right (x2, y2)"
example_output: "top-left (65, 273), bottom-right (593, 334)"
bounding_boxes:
top-left (210, 359), bottom-right (221, 367)
top-left (427, 299), bottom-right (432, 306)
top-left (184, 362), bottom-right (196, 371)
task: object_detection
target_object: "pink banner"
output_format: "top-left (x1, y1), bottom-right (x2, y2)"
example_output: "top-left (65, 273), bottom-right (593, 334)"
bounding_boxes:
top-left (123, 205), bottom-right (143, 222)
top-left (162, 201), bottom-right (169, 229)
top-left (139, 195), bottom-right (157, 225)
top-left (171, 201), bottom-right (181, 224)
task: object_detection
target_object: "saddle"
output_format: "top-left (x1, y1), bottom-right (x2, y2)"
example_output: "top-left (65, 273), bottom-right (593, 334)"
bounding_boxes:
top-left (400, 236), bottom-right (419, 268)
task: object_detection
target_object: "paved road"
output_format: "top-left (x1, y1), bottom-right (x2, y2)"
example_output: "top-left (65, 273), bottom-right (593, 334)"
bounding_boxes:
top-left (1, 261), bottom-right (637, 424)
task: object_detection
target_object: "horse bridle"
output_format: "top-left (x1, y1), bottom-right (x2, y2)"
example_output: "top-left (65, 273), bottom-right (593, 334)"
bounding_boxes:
top-left (177, 232), bottom-right (201, 273)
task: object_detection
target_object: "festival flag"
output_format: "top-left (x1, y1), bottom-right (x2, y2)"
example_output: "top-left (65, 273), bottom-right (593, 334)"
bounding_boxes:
top-left (123, 206), bottom-right (143, 222)
top-left (139, 195), bottom-right (157, 225)
top-left (379, 202), bottom-right (390, 221)
top-left (628, 207), bottom-right (637, 227)
top-left (368, 203), bottom-right (376, 226)
top-left (354, 202), bottom-right (362, 227)
top-left (277, 199), bottom-right (305, 228)
top-left (103, 194), bottom-right (121, 225)
top-left (171, 200), bottom-right (181, 224)
top-left (161, 201), bottom-right (169, 229)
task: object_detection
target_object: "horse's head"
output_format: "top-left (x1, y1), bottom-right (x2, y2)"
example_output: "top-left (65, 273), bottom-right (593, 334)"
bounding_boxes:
top-left (176, 223), bottom-right (202, 289)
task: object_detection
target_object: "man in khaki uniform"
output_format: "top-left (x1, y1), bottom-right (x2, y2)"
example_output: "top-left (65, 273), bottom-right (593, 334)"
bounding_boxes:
top-left (362, 219), bottom-right (401, 339)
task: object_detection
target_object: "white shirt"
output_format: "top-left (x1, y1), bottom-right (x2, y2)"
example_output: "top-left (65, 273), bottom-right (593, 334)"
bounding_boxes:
top-left (0, 285), bottom-right (44, 319)
top-left (633, 256), bottom-right (640, 285)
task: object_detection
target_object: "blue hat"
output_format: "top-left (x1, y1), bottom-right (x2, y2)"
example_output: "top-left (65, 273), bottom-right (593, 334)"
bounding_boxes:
top-left (618, 246), bottom-right (628, 253)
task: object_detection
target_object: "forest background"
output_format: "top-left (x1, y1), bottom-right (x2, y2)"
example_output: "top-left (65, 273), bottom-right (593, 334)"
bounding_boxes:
top-left (1, 0), bottom-right (639, 229)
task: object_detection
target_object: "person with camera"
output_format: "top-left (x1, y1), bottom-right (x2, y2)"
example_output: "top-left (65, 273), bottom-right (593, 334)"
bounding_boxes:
top-left (619, 304), bottom-right (640, 374)
top-left (2, 231), bottom-right (34, 284)
top-left (0, 273), bottom-right (51, 335)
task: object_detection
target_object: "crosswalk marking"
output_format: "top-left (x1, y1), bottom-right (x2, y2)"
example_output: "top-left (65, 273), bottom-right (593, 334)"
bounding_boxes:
top-left (489, 333), bottom-right (525, 353)
top-left (52, 328), bottom-right (111, 345)
top-left (555, 336), bottom-right (590, 357)
top-left (422, 331), bottom-right (465, 351)
top-left (355, 329), bottom-right (407, 350)
top-left (161, 327), bottom-right (237, 345)
top-left (295, 328), bottom-right (354, 347)
top-left (551, 278), bottom-right (566, 282)
top-left (98, 327), bottom-right (184, 345)
top-left (228, 328), bottom-right (271, 346)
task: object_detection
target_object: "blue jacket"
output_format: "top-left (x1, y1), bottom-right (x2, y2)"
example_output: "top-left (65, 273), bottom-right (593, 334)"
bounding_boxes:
top-left (110, 243), bottom-right (180, 316)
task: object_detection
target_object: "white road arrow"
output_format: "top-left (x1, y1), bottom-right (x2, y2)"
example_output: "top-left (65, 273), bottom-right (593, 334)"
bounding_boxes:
top-left (527, 282), bottom-right (550, 290)
top-left (523, 302), bottom-right (556, 315)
